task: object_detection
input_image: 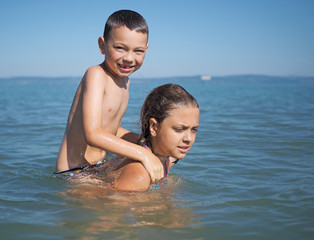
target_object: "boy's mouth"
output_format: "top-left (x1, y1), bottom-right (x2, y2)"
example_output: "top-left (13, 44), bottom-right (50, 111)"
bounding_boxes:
top-left (118, 64), bottom-right (134, 72)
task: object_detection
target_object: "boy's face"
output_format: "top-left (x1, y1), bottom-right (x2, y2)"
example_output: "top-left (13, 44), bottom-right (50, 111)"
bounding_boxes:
top-left (99, 26), bottom-right (149, 78)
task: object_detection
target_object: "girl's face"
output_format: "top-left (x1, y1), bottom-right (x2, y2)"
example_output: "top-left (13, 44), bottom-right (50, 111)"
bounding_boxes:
top-left (99, 26), bottom-right (149, 78)
top-left (150, 104), bottom-right (199, 159)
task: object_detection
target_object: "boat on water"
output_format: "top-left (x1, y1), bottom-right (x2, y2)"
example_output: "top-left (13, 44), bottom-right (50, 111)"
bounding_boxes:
top-left (201, 75), bottom-right (211, 81)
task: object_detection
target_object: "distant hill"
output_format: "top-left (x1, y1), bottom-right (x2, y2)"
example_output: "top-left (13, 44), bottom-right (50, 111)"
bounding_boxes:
top-left (132, 74), bottom-right (314, 82)
top-left (0, 76), bottom-right (81, 85)
top-left (211, 74), bottom-right (314, 82)
top-left (1, 74), bottom-right (314, 84)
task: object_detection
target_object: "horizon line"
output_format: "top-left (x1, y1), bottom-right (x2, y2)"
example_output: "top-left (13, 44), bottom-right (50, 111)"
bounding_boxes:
top-left (1, 73), bottom-right (314, 80)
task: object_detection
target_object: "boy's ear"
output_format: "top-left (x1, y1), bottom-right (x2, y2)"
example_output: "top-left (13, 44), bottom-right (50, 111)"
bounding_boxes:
top-left (149, 118), bottom-right (158, 137)
top-left (98, 36), bottom-right (106, 55)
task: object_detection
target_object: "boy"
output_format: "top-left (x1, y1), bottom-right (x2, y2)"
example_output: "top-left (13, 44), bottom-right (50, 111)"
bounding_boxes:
top-left (55, 10), bottom-right (164, 182)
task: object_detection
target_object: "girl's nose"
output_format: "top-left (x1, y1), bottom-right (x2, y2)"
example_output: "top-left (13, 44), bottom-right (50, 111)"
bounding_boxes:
top-left (183, 131), bottom-right (192, 143)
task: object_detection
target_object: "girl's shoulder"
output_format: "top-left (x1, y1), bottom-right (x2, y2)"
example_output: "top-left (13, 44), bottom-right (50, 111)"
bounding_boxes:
top-left (113, 160), bottom-right (151, 191)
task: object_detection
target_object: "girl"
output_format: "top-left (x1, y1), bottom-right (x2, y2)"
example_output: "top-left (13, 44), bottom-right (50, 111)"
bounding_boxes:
top-left (112, 83), bottom-right (199, 191)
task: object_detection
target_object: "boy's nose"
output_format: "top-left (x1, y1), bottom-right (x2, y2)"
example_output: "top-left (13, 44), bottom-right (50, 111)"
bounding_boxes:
top-left (123, 52), bottom-right (134, 62)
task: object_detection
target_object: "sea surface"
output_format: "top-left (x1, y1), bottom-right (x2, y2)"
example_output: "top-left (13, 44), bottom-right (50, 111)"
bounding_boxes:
top-left (0, 75), bottom-right (313, 240)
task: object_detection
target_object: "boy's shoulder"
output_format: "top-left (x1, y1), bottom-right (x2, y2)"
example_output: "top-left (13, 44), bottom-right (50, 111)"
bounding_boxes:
top-left (84, 64), bottom-right (129, 90)
top-left (86, 65), bottom-right (108, 78)
top-left (84, 65), bottom-right (111, 85)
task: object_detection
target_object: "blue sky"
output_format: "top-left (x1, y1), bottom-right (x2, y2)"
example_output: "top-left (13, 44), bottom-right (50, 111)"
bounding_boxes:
top-left (0, 0), bottom-right (313, 78)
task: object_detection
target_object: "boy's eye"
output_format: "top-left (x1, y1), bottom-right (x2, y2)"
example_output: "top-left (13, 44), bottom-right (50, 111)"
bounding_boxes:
top-left (114, 46), bottom-right (125, 51)
top-left (135, 49), bottom-right (145, 54)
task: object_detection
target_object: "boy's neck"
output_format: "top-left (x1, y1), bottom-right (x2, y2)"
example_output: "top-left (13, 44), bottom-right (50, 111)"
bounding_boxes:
top-left (100, 61), bottom-right (129, 88)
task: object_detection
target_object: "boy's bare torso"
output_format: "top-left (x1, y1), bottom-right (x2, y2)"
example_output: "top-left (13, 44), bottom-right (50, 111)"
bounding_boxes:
top-left (56, 65), bottom-right (129, 172)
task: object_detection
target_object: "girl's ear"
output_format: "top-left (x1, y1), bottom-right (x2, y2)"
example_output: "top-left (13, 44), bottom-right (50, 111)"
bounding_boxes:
top-left (149, 118), bottom-right (158, 137)
top-left (98, 36), bottom-right (106, 55)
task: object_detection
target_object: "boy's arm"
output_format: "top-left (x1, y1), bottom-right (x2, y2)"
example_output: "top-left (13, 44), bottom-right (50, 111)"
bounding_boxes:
top-left (87, 127), bottom-right (163, 182)
top-left (117, 127), bottom-right (140, 144)
top-left (82, 68), bottom-right (164, 182)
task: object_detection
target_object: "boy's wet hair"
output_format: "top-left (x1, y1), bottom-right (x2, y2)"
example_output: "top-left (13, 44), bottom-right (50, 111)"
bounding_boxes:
top-left (103, 10), bottom-right (149, 41)
top-left (138, 83), bottom-right (199, 147)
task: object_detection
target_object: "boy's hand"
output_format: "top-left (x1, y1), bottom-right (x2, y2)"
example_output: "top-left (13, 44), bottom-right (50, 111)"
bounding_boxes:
top-left (141, 150), bottom-right (164, 183)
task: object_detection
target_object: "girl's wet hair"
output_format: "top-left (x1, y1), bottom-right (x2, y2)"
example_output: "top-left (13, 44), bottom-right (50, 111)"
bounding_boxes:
top-left (138, 83), bottom-right (199, 147)
top-left (103, 10), bottom-right (149, 41)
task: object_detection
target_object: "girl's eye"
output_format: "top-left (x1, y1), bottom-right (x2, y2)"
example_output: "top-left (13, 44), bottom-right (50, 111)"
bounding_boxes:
top-left (174, 128), bottom-right (184, 133)
top-left (192, 128), bottom-right (198, 133)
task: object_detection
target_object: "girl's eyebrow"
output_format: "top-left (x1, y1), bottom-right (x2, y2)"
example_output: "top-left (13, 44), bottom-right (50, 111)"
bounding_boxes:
top-left (176, 124), bottom-right (199, 128)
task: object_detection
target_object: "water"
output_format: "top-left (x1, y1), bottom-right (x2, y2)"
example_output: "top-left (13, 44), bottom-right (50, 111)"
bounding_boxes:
top-left (1, 75), bottom-right (314, 239)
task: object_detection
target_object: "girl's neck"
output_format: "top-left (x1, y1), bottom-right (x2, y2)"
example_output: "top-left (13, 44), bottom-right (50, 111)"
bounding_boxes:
top-left (142, 142), bottom-right (174, 175)
top-left (157, 154), bottom-right (169, 178)
top-left (155, 153), bottom-right (168, 165)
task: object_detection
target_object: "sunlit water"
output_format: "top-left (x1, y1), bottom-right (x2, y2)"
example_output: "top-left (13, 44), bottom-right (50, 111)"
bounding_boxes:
top-left (0, 76), bottom-right (313, 239)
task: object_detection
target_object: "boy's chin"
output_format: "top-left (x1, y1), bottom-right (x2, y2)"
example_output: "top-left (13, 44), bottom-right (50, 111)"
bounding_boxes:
top-left (116, 69), bottom-right (136, 78)
top-left (104, 64), bottom-right (135, 78)
top-left (119, 72), bottom-right (133, 77)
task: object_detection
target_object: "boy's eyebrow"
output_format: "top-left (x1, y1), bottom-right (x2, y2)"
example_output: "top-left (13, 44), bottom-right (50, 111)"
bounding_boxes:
top-left (113, 42), bottom-right (147, 49)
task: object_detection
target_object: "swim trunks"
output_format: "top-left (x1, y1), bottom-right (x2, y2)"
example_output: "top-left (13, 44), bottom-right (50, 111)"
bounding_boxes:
top-left (54, 158), bottom-right (108, 180)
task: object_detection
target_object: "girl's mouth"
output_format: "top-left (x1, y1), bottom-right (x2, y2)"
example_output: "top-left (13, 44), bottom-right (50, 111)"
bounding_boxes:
top-left (178, 146), bottom-right (189, 153)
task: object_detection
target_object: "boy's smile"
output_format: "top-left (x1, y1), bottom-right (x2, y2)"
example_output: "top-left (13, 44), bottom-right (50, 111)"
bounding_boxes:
top-left (99, 26), bottom-right (149, 78)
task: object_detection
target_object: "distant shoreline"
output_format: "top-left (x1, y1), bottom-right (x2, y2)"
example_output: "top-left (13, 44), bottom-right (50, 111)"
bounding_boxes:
top-left (1, 74), bottom-right (314, 82)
